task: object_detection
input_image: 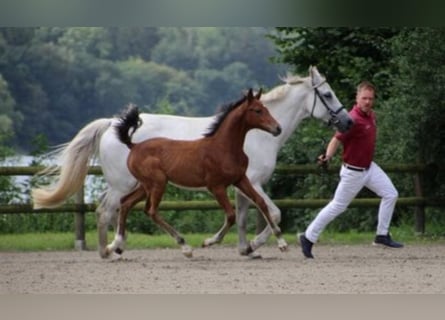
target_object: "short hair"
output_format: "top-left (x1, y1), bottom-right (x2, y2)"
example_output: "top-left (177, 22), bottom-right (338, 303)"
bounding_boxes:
top-left (357, 81), bottom-right (376, 93)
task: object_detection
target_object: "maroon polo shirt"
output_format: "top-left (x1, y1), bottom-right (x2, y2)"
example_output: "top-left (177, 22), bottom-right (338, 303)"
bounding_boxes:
top-left (334, 105), bottom-right (376, 168)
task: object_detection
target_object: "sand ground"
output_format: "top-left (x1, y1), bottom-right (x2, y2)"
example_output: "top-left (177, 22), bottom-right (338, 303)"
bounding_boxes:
top-left (1, 244), bottom-right (444, 294)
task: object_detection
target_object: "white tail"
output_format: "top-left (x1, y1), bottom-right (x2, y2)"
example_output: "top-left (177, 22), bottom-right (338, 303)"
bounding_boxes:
top-left (31, 118), bottom-right (112, 209)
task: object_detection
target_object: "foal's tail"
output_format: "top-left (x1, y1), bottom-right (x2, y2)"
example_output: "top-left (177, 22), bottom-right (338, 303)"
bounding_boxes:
top-left (115, 104), bottom-right (141, 149)
top-left (31, 118), bottom-right (112, 209)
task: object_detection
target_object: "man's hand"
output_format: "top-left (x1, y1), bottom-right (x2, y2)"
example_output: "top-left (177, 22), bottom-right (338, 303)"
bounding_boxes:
top-left (317, 154), bottom-right (329, 168)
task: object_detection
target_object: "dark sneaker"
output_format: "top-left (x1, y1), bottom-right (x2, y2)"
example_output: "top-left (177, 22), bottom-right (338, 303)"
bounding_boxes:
top-left (299, 233), bottom-right (314, 258)
top-left (373, 234), bottom-right (404, 248)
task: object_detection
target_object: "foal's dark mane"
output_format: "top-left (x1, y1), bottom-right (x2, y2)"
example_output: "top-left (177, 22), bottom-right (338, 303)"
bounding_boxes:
top-left (203, 95), bottom-right (247, 138)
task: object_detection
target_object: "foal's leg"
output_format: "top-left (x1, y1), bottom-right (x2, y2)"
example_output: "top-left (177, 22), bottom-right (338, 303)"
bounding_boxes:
top-left (146, 183), bottom-right (193, 258)
top-left (105, 186), bottom-right (146, 257)
top-left (235, 175), bottom-right (288, 252)
top-left (203, 186), bottom-right (236, 247)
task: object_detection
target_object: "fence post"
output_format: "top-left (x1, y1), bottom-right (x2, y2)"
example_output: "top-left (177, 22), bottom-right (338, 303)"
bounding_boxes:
top-left (413, 170), bottom-right (425, 234)
top-left (74, 188), bottom-right (86, 250)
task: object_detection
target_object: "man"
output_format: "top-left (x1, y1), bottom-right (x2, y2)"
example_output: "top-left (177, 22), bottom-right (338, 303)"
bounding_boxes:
top-left (299, 81), bottom-right (403, 259)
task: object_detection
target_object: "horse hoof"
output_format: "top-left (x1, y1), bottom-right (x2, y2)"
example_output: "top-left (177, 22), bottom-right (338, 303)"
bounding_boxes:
top-left (239, 244), bottom-right (254, 256)
top-left (111, 251), bottom-right (123, 261)
top-left (248, 251), bottom-right (262, 259)
top-left (100, 248), bottom-right (111, 259)
top-left (278, 239), bottom-right (288, 252)
top-left (202, 238), bottom-right (213, 248)
top-left (103, 245), bottom-right (117, 259)
top-left (182, 245), bottom-right (193, 258)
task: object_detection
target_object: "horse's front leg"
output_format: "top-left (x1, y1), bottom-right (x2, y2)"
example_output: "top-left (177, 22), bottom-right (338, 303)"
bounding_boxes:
top-left (203, 186), bottom-right (236, 247)
top-left (235, 186), bottom-right (282, 257)
top-left (235, 176), bottom-right (288, 252)
top-left (235, 191), bottom-right (252, 255)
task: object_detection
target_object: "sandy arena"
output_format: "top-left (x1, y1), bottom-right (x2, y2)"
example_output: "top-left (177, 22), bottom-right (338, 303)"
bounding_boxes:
top-left (1, 244), bottom-right (444, 294)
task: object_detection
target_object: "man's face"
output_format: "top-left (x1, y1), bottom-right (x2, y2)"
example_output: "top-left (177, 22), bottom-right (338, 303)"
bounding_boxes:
top-left (356, 88), bottom-right (375, 114)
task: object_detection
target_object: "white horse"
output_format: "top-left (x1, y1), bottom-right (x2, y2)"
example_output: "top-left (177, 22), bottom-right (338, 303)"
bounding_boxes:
top-left (32, 66), bottom-right (353, 258)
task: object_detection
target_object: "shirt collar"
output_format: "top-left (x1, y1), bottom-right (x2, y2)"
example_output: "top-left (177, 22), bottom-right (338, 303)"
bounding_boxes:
top-left (353, 104), bottom-right (372, 117)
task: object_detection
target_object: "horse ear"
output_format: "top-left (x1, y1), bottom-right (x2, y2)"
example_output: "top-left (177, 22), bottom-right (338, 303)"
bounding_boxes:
top-left (254, 88), bottom-right (263, 100)
top-left (247, 88), bottom-right (254, 101)
top-left (310, 65), bottom-right (322, 86)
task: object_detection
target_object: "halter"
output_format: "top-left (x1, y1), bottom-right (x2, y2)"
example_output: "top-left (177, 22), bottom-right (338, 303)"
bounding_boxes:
top-left (310, 79), bottom-right (346, 122)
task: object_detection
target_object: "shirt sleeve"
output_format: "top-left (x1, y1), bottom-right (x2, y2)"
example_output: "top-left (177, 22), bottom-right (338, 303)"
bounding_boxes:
top-left (335, 109), bottom-right (356, 143)
top-left (334, 130), bottom-right (348, 143)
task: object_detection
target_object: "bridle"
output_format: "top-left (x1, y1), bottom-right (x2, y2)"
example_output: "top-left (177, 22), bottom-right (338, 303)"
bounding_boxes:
top-left (310, 79), bottom-right (346, 126)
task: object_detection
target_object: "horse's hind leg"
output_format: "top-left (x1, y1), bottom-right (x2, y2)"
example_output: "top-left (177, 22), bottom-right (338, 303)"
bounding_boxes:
top-left (203, 186), bottom-right (236, 247)
top-left (146, 184), bottom-right (193, 258)
top-left (106, 186), bottom-right (146, 258)
top-left (96, 190), bottom-right (121, 258)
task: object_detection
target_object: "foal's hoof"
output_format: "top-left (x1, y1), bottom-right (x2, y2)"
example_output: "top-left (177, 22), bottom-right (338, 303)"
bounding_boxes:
top-left (102, 246), bottom-right (115, 259)
top-left (202, 238), bottom-right (215, 248)
top-left (182, 245), bottom-right (193, 258)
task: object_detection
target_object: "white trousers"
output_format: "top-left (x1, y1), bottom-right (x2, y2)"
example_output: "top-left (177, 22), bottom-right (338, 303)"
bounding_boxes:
top-left (305, 162), bottom-right (398, 243)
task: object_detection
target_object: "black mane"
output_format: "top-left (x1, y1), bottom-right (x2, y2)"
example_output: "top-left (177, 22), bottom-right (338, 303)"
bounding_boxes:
top-left (203, 95), bottom-right (247, 137)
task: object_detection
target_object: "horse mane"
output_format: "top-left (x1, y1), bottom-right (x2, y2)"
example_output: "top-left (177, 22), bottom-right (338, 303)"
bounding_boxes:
top-left (261, 73), bottom-right (308, 103)
top-left (203, 94), bottom-right (247, 137)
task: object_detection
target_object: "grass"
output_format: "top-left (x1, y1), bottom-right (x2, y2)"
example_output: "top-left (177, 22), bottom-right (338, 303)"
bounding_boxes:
top-left (1, 227), bottom-right (444, 252)
top-left (0, 231), bottom-right (242, 252)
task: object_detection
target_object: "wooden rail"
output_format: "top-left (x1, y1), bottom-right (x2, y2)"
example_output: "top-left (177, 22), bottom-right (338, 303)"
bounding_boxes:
top-left (0, 163), bottom-right (426, 176)
top-left (1, 163), bottom-right (442, 249)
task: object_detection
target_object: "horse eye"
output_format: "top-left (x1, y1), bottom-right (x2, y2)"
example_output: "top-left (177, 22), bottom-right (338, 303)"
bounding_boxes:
top-left (254, 109), bottom-right (262, 114)
top-left (323, 91), bottom-right (333, 99)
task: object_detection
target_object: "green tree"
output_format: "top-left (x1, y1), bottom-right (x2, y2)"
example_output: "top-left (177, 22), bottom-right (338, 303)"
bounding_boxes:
top-left (107, 27), bottom-right (160, 61)
top-left (117, 58), bottom-right (202, 115)
top-left (382, 28), bottom-right (445, 196)
top-left (0, 74), bottom-right (21, 138)
top-left (269, 27), bottom-right (400, 104)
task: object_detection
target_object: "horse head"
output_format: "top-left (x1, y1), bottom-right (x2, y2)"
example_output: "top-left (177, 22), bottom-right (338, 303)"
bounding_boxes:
top-left (309, 66), bottom-right (353, 133)
top-left (244, 88), bottom-right (281, 137)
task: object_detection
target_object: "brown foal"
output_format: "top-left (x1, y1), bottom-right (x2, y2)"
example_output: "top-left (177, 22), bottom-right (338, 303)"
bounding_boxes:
top-left (106, 89), bottom-right (288, 258)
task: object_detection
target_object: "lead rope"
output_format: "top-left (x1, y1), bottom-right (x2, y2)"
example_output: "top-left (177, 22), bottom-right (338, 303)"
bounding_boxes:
top-left (316, 137), bottom-right (331, 196)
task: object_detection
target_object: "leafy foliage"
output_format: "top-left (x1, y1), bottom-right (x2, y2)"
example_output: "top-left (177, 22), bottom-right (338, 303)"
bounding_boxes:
top-left (269, 27), bottom-right (400, 104)
top-left (0, 27), bottom-right (284, 151)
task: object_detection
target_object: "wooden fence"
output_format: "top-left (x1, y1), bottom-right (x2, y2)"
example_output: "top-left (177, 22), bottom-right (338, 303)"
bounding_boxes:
top-left (1, 163), bottom-right (444, 250)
